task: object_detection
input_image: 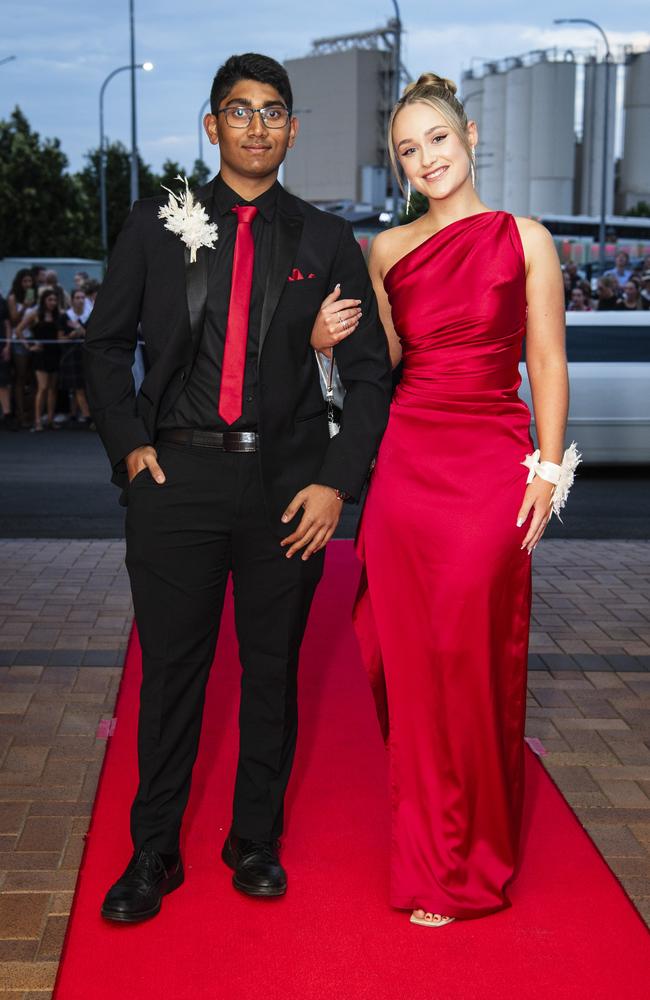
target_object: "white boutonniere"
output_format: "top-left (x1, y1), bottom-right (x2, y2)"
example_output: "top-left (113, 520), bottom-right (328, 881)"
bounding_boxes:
top-left (157, 175), bottom-right (218, 263)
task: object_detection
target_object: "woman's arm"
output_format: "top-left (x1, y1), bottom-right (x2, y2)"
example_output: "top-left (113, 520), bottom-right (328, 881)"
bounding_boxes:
top-left (515, 218), bottom-right (569, 552)
top-left (369, 233), bottom-right (402, 369)
top-left (7, 294), bottom-right (22, 327)
top-left (57, 318), bottom-right (77, 342)
top-left (15, 308), bottom-right (36, 341)
top-left (519, 220), bottom-right (569, 464)
top-left (1, 312), bottom-right (10, 361)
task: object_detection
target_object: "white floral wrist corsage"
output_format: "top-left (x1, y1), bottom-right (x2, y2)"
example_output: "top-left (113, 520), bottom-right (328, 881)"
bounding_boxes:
top-left (522, 442), bottom-right (582, 521)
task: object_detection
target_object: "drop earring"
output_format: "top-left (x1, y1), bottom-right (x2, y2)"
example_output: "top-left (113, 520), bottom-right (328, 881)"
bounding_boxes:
top-left (405, 180), bottom-right (412, 216)
top-left (470, 147), bottom-right (476, 188)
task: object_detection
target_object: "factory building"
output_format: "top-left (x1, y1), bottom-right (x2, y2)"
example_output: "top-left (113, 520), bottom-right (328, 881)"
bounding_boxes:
top-left (463, 53), bottom-right (578, 217)
top-left (284, 47), bottom-right (392, 205)
top-left (619, 49), bottom-right (650, 213)
top-left (283, 38), bottom-right (648, 220)
top-left (580, 59), bottom-right (617, 217)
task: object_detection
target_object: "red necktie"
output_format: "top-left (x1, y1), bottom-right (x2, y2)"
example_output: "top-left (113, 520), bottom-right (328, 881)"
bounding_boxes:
top-left (218, 204), bottom-right (258, 425)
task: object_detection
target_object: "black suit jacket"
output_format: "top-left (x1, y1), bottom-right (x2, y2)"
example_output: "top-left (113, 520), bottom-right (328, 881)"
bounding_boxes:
top-left (84, 179), bottom-right (391, 534)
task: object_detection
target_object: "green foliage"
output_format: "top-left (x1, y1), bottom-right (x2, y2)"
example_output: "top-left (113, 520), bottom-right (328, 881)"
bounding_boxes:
top-left (0, 107), bottom-right (87, 257)
top-left (157, 158), bottom-right (211, 192)
top-left (77, 140), bottom-right (159, 257)
top-left (626, 201), bottom-right (650, 218)
top-left (0, 107), bottom-right (216, 258)
top-left (398, 188), bottom-right (428, 224)
top-left (190, 159), bottom-right (210, 187)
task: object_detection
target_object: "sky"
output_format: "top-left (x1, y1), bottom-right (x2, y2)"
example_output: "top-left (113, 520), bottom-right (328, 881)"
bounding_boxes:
top-left (3, 1), bottom-right (650, 175)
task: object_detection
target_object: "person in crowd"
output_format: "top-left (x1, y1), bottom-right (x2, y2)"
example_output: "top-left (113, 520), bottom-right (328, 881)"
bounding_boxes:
top-left (61, 288), bottom-right (91, 423)
top-left (83, 279), bottom-right (101, 309)
top-left (561, 268), bottom-right (572, 308)
top-left (73, 270), bottom-right (90, 291)
top-left (0, 292), bottom-right (16, 429)
top-left (43, 269), bottom-right (70, 310)
top-left (7, 268), bottom-right (37, 427)
top-left (568, 286), bottom-right (591, 311)
top-left (564, 260), bottom-right (583, 289)
top-left (632, 254), bottom-right (650, 280)
top-left (31, 265), bottom-right (47, 291)
top-left (639, 271), bottom-right (650, 310)
top-left (615, 278), bottom-right (644, 311)
top-left (604, 250), bottom-right (632, 290)
top-left (595, 275), bottom-right (621, 311)
top-left (16, 288), bottom-right (65, 432)
top-left (579, 279), bottom-right (593, 305)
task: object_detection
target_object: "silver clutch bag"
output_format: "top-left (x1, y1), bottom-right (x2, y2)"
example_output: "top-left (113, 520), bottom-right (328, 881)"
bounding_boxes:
top-left (315, 350), bottom-right (346, 438)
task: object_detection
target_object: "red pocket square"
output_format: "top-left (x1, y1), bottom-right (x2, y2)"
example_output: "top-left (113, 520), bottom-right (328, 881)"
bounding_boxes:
top-left (288, 268), bottom-right (304, 281)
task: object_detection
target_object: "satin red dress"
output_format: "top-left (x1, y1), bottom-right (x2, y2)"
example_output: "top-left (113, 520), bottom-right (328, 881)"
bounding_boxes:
top-left (354, 211), bottom-right (533, 918)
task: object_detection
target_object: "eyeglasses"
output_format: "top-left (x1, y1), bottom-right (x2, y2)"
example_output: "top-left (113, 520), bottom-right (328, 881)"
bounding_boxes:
top-left (217, 105), bottom-right (291, 129)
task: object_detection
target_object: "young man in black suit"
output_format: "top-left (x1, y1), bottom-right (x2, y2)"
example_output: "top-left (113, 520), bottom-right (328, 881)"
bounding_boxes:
top-left (85, 52), bottom-right (391, 923)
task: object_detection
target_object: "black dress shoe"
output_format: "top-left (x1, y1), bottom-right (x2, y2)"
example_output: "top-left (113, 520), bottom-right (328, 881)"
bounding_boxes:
top-left (222, 834), bottom-right (287, 898)
top-left (101, 847), bottom-right (184, 923)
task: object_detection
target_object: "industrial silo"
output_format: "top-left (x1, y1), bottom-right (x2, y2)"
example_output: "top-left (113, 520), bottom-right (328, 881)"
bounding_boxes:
top-left (580, 57), bottom-right (616, 217)
top-left (461, 72), bottom-right (484, 126)
top-left (461, 72), bottom-right (484, 187)
top-left (477, 66), bottom-right (506, 209)
top-left (503, 62), bottom-right (532, 216)
top-left (619, 49), bottom-right (650, 213)
top-left (529, 55), bottom-right (576, 215)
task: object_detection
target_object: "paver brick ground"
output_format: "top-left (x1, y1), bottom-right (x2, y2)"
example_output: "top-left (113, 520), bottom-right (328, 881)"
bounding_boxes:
top-left (0, 539), bottom-right (649, 995)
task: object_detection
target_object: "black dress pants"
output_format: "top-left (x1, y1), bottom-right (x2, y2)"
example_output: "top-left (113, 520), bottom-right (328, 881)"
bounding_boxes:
top-left (125, 441), bottom-right (325, 854)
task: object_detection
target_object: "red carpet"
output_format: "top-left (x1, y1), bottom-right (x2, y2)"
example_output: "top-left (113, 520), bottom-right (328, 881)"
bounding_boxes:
top-left (54, 542), bottom-right (649, 1000)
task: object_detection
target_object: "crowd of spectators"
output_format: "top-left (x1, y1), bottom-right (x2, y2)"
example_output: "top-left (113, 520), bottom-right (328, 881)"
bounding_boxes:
top-left (0, 266), bottom-right (100, 431)
top-left (563, 251), bottom-right (650, 312)
top-left (1, 248), bottom-right (648, 431)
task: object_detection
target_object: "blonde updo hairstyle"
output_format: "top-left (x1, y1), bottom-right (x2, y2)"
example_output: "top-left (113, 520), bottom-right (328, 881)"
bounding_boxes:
top-left (388, 72), bottom-right (475, 194)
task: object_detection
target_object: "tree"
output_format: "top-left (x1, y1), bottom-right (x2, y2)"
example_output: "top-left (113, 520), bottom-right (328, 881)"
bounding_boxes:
top-left (159, 158), bottom-right (212, 191)
top-left (0, 107), bottom-right (86, 257)
top-left (77, 140), bottom-right (160, 256)
top-left (399, 188), bottom-right (428, 224)
top-left (0, 108), bottom-right (216, 258)
top-left (190, 158), bottom-right (211, 187)
top-left (158, 159), bottom-right (185, 192)
top-left (626, 201), bottom-right (650, 218)
top-left (79, 149), bottom-right (216, 255)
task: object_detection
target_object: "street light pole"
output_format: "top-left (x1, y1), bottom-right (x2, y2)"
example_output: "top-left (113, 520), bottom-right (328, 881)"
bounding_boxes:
top-left (389, 0), bottom-right (402, 225)
top-left (554, 18), bottom-right (612, 272)
top-left (129, 0), bottom-right (139, 205)
top-left (99, 62), bottom-right (153, 264)
top-left (198, 97), bottom-right (210, 164)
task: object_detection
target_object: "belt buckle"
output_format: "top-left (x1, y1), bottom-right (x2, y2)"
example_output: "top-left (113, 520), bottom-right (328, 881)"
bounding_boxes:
top-left (222, 431), bottom-right (256, 453)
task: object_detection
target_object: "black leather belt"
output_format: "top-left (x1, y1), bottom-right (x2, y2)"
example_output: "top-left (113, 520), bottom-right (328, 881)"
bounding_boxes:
top-left (157, 429), bottom-right (259, 452)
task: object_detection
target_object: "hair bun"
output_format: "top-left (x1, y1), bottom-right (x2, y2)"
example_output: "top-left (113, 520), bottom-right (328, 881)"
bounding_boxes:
top-left (402, 72), bottom-right (458, 98)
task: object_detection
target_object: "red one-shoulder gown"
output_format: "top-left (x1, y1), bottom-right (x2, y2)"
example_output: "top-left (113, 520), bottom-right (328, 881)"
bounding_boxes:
top-left (354, 211), bottom-right (534, 918)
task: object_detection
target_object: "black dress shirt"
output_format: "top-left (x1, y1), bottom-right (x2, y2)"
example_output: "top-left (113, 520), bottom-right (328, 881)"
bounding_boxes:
top-left (161, 174), bottom-right (279, 431)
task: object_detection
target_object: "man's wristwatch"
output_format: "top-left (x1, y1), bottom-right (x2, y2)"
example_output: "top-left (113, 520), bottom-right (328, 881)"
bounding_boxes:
top-left (334, 488), bottom-right (351, 502)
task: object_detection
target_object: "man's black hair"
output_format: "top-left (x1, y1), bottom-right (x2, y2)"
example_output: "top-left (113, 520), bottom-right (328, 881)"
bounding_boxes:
top-left (210, 53), bottom-right (293, 115)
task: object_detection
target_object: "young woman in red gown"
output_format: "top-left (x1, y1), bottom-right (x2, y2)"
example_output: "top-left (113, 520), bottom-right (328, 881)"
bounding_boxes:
top-left (312, 73), bottom-right (570, 926)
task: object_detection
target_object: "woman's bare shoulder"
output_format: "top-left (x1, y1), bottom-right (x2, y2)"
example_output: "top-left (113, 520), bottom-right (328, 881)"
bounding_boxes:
top-left (370, 222), bottom-right (425, 277)
top-left (513, 216), bottom-right (554, 248)
top-left (512, 216), bottom-right (557, 270)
